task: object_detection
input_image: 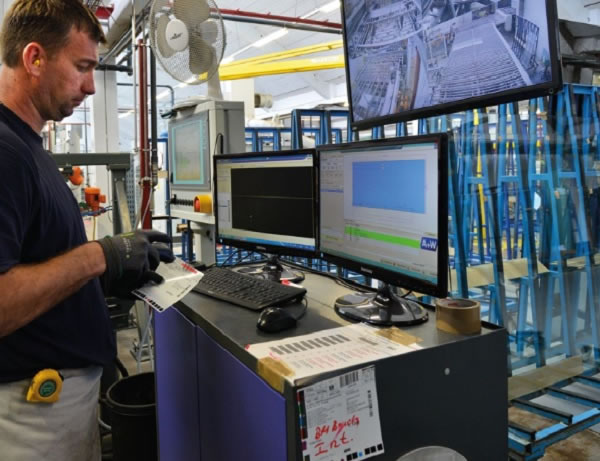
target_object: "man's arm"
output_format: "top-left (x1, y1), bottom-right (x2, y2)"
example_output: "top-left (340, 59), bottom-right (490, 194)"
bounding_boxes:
top-left (0, 242), bottom-right (106, 338)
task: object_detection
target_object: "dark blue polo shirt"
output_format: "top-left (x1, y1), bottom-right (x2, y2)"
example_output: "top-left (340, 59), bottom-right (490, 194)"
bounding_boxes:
top-left (0, 104), bottom-right (115, 383)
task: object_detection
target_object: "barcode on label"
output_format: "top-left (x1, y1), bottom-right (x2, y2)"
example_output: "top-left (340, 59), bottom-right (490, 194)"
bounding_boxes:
top-left (340, 370), bottom-right (360, 387)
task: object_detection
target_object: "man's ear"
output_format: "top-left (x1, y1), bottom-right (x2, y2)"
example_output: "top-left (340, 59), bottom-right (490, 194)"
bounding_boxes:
top-left (22, 42), bottom-right (45, 76)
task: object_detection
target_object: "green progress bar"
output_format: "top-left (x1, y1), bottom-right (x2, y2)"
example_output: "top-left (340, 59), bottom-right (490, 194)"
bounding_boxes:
top-left (344, 226), bottom-right (420, 249)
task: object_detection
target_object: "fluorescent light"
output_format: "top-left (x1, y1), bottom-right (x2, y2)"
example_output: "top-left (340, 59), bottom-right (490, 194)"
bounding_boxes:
top-left (319, 1), bottom-right (340, 13)
top-left (119, 110), bottom-right (134, 119)
top-left (221, 56), bottom-right (234, 65)
top-left (252, 28), bottom-right (288, 48)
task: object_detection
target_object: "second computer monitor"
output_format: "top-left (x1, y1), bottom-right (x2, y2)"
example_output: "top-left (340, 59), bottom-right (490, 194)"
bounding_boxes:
top-left (318, 134), bottom-right (448, 298)
top-left (214, 150), bottom-right (318, 258)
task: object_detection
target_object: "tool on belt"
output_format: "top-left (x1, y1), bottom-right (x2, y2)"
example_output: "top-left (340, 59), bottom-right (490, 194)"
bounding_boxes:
top-left (26, 369), bottom-right (63, 403)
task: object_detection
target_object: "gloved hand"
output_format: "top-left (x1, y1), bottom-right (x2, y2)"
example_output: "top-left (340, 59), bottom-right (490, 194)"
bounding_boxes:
top-left (98, 230), bottom-right (175, 298)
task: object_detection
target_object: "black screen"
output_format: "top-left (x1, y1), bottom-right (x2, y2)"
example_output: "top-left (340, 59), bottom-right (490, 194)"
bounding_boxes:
top-left (230, 167), bottom-right (315, 239)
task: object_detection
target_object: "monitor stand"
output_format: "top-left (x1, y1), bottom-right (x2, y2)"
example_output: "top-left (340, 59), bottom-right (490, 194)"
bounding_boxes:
top-left (236, 255), bottom-right (305, 283)
top-left (334, 283), bottom-right (428, 326)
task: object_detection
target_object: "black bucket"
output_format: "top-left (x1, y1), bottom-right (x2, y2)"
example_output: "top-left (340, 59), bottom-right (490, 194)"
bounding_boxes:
top-left (106, 371), bottom-right (157, 461)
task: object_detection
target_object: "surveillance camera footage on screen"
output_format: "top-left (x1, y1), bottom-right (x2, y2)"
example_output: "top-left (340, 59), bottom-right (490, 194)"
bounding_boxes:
top-left (343, 0), bottom-right (556, 125)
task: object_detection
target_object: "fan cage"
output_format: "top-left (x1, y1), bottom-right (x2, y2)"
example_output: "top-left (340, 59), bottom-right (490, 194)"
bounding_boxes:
top-left (149, 0), bottom-right (226, 85)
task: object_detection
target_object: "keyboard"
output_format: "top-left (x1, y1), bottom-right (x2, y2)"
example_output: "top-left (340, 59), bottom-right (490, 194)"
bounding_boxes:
top-left (192, 266), bottom-right (307, 311)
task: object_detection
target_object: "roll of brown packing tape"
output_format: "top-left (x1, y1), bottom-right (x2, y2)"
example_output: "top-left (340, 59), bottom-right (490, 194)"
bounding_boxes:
top-left (435, 298), bottom-right (481, 335)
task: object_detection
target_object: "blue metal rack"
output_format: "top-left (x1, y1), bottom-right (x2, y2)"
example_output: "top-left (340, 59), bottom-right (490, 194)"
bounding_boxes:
top-left (228, 85), bottom-right (600, 371)
top-left (509, 369), bottom-right (600, 460)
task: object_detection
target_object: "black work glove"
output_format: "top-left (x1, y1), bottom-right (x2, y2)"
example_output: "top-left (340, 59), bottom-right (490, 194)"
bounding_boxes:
top-left (98, 230), bottom-right (175, 298)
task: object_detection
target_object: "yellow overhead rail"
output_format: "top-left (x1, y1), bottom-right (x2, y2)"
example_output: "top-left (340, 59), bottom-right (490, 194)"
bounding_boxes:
top-left (219, 55), bottom-right (345, 80)
top-left (218, 39), bottom-right (345, 80)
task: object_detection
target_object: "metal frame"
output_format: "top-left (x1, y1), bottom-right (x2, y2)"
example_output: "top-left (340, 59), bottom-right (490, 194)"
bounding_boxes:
top-left (52, 153), bottom-right (132, 235)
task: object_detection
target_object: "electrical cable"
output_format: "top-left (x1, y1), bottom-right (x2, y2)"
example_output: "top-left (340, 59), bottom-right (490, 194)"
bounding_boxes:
top-left (281, 258), bottom-right (375, 293)
top-left (219, 248), bottom-right (241, 267)
top-left (213, 132), bottom-right (224, 157)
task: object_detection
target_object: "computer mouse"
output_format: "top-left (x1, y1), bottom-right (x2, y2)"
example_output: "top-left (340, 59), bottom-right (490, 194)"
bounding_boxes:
top-left (257, 307), bottom-right (297, 333)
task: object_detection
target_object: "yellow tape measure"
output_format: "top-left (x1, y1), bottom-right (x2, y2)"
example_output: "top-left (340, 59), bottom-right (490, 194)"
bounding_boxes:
top-left (26, 369), bottom-right (63, 403)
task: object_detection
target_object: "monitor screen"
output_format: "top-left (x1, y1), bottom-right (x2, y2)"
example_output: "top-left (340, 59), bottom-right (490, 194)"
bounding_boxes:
top-left (318, 135), bottom-right (447, 297)
top-left (342, 0), bottom-right (560, 128)
top-left (215, 150), bottom-right (318, 257)
top-left (170, 112), bottom-right (211, 189)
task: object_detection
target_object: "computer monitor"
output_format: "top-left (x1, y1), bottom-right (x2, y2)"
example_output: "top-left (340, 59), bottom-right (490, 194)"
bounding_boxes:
top-left (318, 134), bottom-right (448, 325)
top-left (214, 150), bottom-right (318, 281)
top-left (342, 0), bottom-right (561, 129)
top-left (170, 111), bottom-right (211, 190)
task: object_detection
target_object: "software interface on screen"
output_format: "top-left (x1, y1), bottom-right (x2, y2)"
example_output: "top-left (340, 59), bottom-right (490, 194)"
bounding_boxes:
top-left (344, 0), bottom-right (554, 123)
top-left (320, 142), bottom-right (439, 284)
top-left (216, 153), bottom-right (316, 252)
top-left (171, 115), bottom-right (210, 185)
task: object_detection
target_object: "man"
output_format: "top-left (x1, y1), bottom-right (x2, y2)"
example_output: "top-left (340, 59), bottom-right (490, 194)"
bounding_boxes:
top-left (0, 1), bottom-right (174, 459)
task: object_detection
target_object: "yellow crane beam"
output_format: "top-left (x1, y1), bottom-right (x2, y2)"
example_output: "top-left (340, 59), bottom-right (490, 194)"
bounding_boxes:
top-left (218, 54), bottom-right (345, 81)
top-left (221, 39), bottom-right (343, 68)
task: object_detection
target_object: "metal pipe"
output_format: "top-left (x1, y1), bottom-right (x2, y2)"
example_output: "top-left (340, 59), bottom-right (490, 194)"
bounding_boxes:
top-left (96, 63), bottom-right (133, 73)
top-left (216, 9), bottom-right (342, 30)
top-left (102, 2), bottom-right (149, 63)
top-left (150, 47), bottom-right (158, 188)
top-left (130, 0), bottom-right (138, 170)
top-left (138, 38), bottom-right (151, 230)
top-left (217, 13), bottom-right (342, 35)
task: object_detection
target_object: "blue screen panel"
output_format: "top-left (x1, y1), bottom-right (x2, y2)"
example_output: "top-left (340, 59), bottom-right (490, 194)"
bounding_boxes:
top-left (352, 160), bottom-right (425, 213)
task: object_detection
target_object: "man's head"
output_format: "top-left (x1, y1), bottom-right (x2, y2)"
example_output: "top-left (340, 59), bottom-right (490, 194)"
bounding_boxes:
top-left (0, 0), bottom-right (106, 124)
top-left (0, 0), bottom-right (105, 68)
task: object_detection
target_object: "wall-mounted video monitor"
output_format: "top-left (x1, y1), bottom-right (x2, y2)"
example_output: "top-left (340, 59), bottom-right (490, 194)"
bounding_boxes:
top-left (342, 0), bottom-right (561, 129)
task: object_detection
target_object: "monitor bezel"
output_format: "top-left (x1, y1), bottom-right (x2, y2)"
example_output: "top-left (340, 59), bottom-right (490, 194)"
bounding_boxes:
top-left (341, 0), bottom-right (563, 131)
top-left (317, 134), bottom-right (448, 298)
top-left (169, 112), bottom-right (211, 190)
top-left (213, 149), bottom-right (320, 259)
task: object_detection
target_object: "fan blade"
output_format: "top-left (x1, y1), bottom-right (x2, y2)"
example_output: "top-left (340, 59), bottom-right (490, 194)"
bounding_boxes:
top-left (199, 19), bottom-right (218, 43)
top-left (156, 14), bottom-right (176, 58)
top-left (173, 0), bottom-right (210, 31)
top-left (189, 35), bottom-right (215, 75)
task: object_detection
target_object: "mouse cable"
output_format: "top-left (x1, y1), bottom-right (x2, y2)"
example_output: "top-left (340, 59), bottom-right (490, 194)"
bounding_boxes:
top-left (295, 297), bottom-right (308, 321)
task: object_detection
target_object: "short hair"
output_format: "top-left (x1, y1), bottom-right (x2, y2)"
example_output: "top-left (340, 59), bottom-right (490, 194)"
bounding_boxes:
top-left (0, 0), bottom-right (106, 68)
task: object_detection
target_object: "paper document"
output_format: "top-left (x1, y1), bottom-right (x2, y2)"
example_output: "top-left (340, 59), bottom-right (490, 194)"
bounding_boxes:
top-left (298, 366), bottom-right (384, 461)
top-left (247, 323), bottom-right (421, 382)
top-left (132, 257), bottom-right (203, 312)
